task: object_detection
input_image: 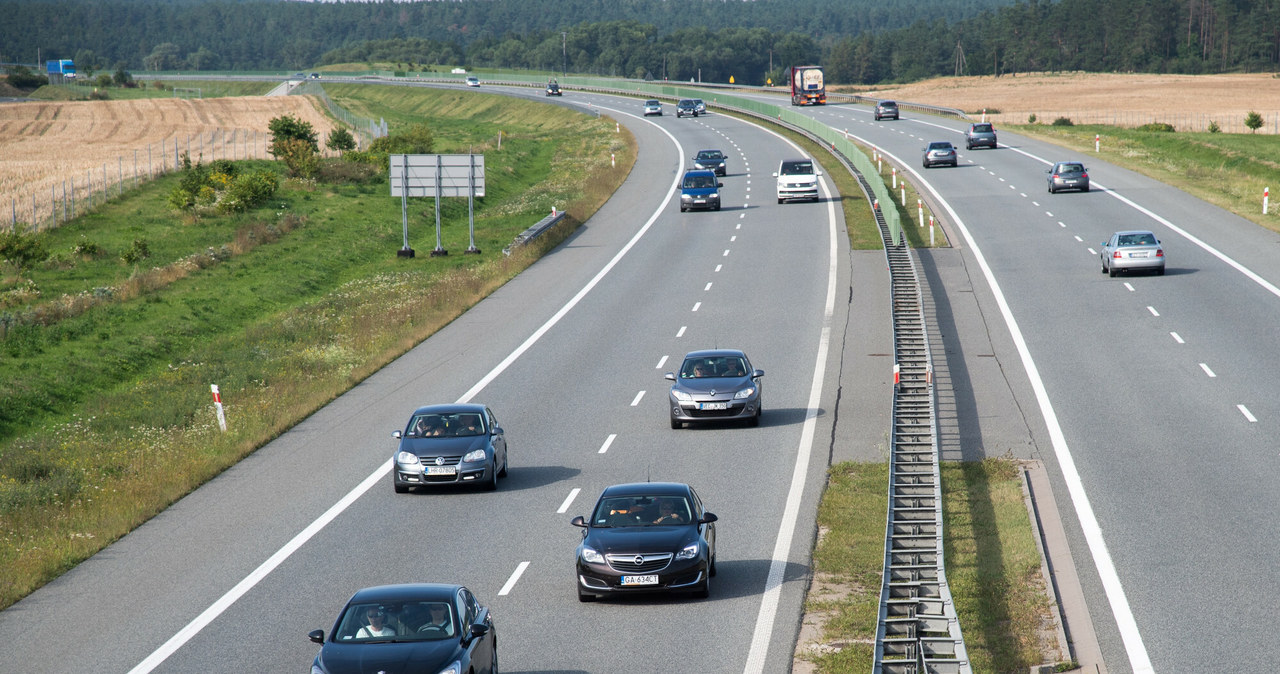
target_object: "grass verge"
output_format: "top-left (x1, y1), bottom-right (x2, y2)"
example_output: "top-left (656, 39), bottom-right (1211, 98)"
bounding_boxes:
top-left (0, 86), bottom-right (636, 609)
top-left (796, 459), bottom-right (1055, 673)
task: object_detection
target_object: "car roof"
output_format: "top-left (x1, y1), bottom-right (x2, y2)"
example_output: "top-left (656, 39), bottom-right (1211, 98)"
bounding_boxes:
top-left (696, 149), bottom-right (723, 156)
top-left (682, 348), bottom-right (747, 359)
top-left (645, 99), bottom-right (660, 103)
top-left (410, 403), bottom-right (487, 416)
top-left (929, 141), bottom-right (953, 147)
top-left (347, 583), bottom-right (463, 604)
top-left (599, 482), bottom-right (694, 498)
top-left (1113, 229), bottom-right (1157, 236)
top-left (683, 168), bottom-right (716, 177)
top-left (879, 100), bottom-right (897, 105)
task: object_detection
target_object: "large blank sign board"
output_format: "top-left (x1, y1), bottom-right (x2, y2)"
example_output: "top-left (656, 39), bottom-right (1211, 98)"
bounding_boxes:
top-left (389, 154), bottom-right (485, 198)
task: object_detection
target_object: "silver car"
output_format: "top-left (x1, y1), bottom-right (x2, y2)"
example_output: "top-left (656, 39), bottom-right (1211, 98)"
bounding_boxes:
top-left (1047, 161), bottom-right (1090, 193)
top-left (1101, 230), bottom-right (1165, 277)
top-left (774, 158), bottom-right (821, 203)
top-left (966, 122), bottom-right (997, 150)
top-left (665, 349), bottom-right (763, 428)
top-left (874, 100), bottom-right (899, 120)
top-left (922, 141), bottom-right (957, 168)
top-left (643, 99), bottom-right (663, 116)
top-left (693, 98), bottom-right (706, 114)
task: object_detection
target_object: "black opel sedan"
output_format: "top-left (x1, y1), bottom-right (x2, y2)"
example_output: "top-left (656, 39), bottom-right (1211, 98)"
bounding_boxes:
top-left (665, 349), bottom-right (763, 428)
top-left (392, 404), bottom-right (508, 492)
top-left (572, 482), bottom-right (718, 601)
top-left (309, 583), bottom-right (496, 674)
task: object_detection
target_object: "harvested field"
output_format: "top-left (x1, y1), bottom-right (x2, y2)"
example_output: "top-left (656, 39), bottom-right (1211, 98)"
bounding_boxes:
top-left (0, 96), bottom-right (337, 228)
top-left (849, 72), bottom-right (1280, 133)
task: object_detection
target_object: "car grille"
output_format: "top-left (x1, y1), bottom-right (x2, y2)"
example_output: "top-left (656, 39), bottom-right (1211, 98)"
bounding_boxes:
top-left (606, 553), bottom-right (673, 574)
top-left (419, 455), bottom-right (461, 465)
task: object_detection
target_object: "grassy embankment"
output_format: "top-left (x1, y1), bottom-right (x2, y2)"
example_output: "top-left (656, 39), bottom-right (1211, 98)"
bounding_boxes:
top-left (0, 83), bottom-right (635, 609)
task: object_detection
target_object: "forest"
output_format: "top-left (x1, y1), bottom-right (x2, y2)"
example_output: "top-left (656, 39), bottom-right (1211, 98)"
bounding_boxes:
top-left (3, 0), bottom-right (1278, 85)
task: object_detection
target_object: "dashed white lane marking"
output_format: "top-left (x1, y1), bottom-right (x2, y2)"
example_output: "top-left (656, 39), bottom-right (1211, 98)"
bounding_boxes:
top-left (598, 434), bottom-right (617, 454)
top-left (630, 391), bottom-right (645, 406)
top-left (656, 355), bottom-right (668, 369)
top-left (1239, 405), bottom-right (1258, 422)
top-left (1200, 363), bottom-right (1217, 378)
top-left (498, 561), bottom-right (529, 596)
top-left (557, 488), bottom-right (581, 513)
top-left (1171, 332), bottom-right (1184, 344)
top-left (1147, 306), bottom-right (1160, 316)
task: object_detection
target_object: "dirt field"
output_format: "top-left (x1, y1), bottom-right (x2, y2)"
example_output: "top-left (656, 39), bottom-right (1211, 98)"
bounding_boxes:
top-left (1, 96), bottom-right (336, 227)
top-left (851, 71), bottom-right (1280, 133)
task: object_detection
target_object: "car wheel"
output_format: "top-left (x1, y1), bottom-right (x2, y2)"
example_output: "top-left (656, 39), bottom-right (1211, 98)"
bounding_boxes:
top-left (1101, 260), bottom-right (1108, 274)
top-left (1157, 267), bottom-right (1166, 276)
top-left (498, 450), bottom-right (508, 478)
top-left (491, 643), bottom-right (498, 673)
top-left (1083, 185), bottom-right (1091, 192)
top-left (693, 574), bottom-right (710, 599)
top-left (484, 461), bottom-right (499, 491)
top-left (1108, 265), bottom-right (1118, 278)
top-left (670, 416), bottom-right (681, 429)
top-left (747, 408), bottom-right (760, 427)
top-left (1048, 185), bottom-right (1055, 194)
top-left (777, 198), bottom-right (783, 204)
top-left (394, 481), bottom-right (409, 494)
top-left (713, 203), bottom-right (721, 211)
top-left (709, 553), bottom-right (718, 577)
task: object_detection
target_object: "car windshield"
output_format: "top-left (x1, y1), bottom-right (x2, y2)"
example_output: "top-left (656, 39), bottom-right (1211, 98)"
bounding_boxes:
top-left (335, 601), bottom-right (456, 642)
top-left (972, 123), bottom-right (993, 133)
top-left (1117, 233), bottom-right (1157, 246)
top-left (682, 174), bottom-right (716, 189)
top-left (929, 142), bottom-right (953, 151)
top-left (696, 150), bottom-right (723, 160)
top-left (408, 412), bottom-right (486, 437)
top-left (680, 356), bottom-right (747, 378)
top-left (592, 496), bottom-right (693, 527)
top-left (679, 100), bottom-right (694, 107)
top-left (646, 100), bottom-right (659, 106)
top-left (780, 161), bottom-right (814, 176)
top-left (1058, 163), bottom-right (1084, 173)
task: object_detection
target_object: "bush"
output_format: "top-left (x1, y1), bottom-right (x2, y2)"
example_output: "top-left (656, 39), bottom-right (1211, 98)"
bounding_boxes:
top-left (72, 238), bottom-right (103, 258)
top-left (0, 230), bottom-right (49, 275)
top-left (1028, 113), bottom-right (1037, 124)
top-left (1208, 120), bottom-right (1221, 133)
top-left (1245, 111), bottom-right (1264, 133)
top-left (276, 138), bottom-right (320, 179)
top-left (120, 239), bottom-right (150, 265)
top-left (268, 115), bottom-right (320, 156)
top-left (326, 127), bottom-right (357, 153)
top-left (88, 89), bottom-right (110, 101)
top-left (219, 170), bottom-right (280, 213)
top-left (1136, 122), bottom-right (1176, 132)
top-left (1051, 117), bottom-right (1074, 126)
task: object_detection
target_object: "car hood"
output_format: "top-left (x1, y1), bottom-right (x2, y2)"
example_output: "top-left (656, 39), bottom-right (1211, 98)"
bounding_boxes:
top-left (318, 640), bottom-right (460, 674)
top-left (779, 173), bottom-right (816, 183)
top-left (399, 436), bottom-right (486, 457)
top-left (586, 526), bottom-right (699, 554)
top-left (674, 375), bottom-right (753, 395)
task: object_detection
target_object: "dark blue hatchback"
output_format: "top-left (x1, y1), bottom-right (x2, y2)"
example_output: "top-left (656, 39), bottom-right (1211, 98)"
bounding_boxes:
top-left (679, 169), bottom-right (722, 212)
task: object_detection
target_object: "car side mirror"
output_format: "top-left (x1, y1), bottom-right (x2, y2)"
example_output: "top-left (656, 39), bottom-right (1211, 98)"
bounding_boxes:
top-left (700, 512), bottom-right (718, 524)
top-left (752, 369), bottom-right (764, 379)
top-left (470, 622), bottom-right (490, 639)
top-left (571, 515), bottom-right (588, 528)
top-left (392, 430), bottom-right (402, 439)
top-left (717, 182), bottom-right (724, 188)
top-left (308, 629), bottom-right (325, 644)
top-left (772, 172), bottom-right (779, 177)
top-left (491, 426), bottom-right (502, 436)
top-left (664, 372), bottom-right (676, 381)
top-left (816, 171), bottom-right (823, 177)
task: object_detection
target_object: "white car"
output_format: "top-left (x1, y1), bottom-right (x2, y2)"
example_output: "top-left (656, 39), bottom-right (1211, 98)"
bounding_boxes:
top-left (643, 99), bottom-right (663, 116)
top-left (774, 158), bottom-right (821, 203)
top-left (465, 76), bottom-right (480, 87)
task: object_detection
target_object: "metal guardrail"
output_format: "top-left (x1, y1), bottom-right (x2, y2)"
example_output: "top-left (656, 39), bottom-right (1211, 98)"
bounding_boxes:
top-left (503, 210), bottom-right (566, 255)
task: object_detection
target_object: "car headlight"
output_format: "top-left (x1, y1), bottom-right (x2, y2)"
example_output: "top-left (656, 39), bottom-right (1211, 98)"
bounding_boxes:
top-left (462, 448), bottom-right (487, 463)
top-left (396, 451), bottom-right (421, 465)
top-left (734, 386), bottom-right (756, 399)
top-left (708, 192), bottom-right (719, 199)
top-left (675, 542), bottom-right (699, 561)
top-left (671, 389), bottom-right (692, 402)
top-left (436, 661), bottom-right (462, 674)
top-left (581, 546), bottom-right (604, 564)
top-left (311, 666), bottom-right (325, 674)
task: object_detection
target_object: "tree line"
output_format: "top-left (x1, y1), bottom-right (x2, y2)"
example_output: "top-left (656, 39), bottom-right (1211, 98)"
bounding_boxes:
top-left (3, 0), bottom-right (1277, 85)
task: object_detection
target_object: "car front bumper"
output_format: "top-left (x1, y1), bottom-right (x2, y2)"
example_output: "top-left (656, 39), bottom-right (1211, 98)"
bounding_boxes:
top-left (577, 557), bottom-right (708, 596)
top-left (394, 460), bottom-right (492, 487)
top-left (670, 395), bottom-right (759, 422)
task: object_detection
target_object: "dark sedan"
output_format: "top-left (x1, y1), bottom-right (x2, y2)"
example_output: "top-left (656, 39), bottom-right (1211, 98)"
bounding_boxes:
top-left (665, 349), bottom-right (763, 428)
top-left (392, 404), bottom-right (508, 492)
top-left (1046, 161), bottom-right (1090, 193)
top-left (922, 141), bottom-right (958, 168)
top-left (693, 149), bottom-right (728, 176)
top-left (309, 583), bottom-right (496, 674)
top-left (572, 482), bottom-right (718, 601)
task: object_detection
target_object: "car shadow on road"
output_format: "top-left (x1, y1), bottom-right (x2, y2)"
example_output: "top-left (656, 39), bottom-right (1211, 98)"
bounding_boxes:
top-left (676, 406), bottom-right (822, 431)
top-left (576, 558), bottom-right (809, 605)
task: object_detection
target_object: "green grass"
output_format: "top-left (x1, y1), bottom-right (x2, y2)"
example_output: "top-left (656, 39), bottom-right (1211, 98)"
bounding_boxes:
top-left (799, 460), bottom-right (1054, 673)
top-left (1013, 124), bottom-right (1280, 233)
top-left (33, 80), bottom-right (276, 100)
top-left (0, 85), bottom-right (635, 609)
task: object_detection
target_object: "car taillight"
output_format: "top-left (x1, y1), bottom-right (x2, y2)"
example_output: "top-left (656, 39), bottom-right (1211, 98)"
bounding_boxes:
top-left (1156, 249), bottom-right (1164, 257)
top-left (1051, 174), bottom-right (1059, 179)
top-left (1081, 172), bottom-right (1089, 179)
top-left (1113, 251), bottom-right (1123, 258)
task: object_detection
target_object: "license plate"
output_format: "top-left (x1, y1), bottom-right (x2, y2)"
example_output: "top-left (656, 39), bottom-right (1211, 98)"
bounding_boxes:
top-left (621, 575), bottom-right (659, 586)
top-left (699, 402), bottom-right (728, 410)
top-left (1130, 252), bottom-right (1149, 258)
top-left (424, 465), bottom-right (456, 475)
top-left (694, 199), bottom-right (706, 204)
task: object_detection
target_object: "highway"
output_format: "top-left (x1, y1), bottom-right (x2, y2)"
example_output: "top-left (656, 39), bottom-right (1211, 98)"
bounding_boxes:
top-left (0, 87), bottom-right (857, 673)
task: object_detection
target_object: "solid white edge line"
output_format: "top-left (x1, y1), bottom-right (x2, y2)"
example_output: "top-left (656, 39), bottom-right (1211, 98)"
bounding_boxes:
top-left (128, 104), bottom-right (688, 674)
top-left (858, 131), bottom-right (1156, 673)
top-left (743, 129), bottom-right (838, 674)
top-left (498, 561), bottom-right (530, 596)
top-left (558, 488), bottom-right (582, 514)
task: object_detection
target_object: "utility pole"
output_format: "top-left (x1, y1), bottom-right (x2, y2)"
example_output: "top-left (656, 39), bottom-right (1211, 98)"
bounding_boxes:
top-left (561, 32), bottom-right (567, 77)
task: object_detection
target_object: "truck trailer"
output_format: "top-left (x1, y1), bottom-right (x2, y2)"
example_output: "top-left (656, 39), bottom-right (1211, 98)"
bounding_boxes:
top-left (46, 59), bottom-right (76, 80)
top-left (789, 65), bottom-right (824, 106)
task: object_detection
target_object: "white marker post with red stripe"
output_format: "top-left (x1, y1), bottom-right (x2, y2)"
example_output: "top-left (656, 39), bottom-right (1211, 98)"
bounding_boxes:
top-left (211, 384), bottom-right (227, 432)
top-left (1095, 134), bottom-right (1101, 152)
top-left (1265, 186), bottom-right (1270, 215)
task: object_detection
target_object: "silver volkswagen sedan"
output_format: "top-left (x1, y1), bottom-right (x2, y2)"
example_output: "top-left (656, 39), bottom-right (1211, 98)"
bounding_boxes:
top-left (1101, 230), bottom-right (1165, 276)
top-left (665, 349), bottom-right (763, 428)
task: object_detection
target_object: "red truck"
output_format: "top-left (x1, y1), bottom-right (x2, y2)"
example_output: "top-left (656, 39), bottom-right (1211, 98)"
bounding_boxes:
top-left (789, 65), bottom-right (825, 106)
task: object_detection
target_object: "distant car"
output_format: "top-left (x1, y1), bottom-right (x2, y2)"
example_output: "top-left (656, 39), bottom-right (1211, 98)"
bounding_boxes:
top-left (1046, 161), bottom-right (1090, 193)
top-left (465, 76), bottom-right (480, 87)
top-left (308, 583), bottom-right (496, 674)
top-left (966, 122), bottom-right (997, 150)
top-left (1101, 230), bottom-right (1165, 277)
top-left (676, 99), bottom-right (699, 118)
top-left (693, 149), bottom-right (728, 176)
top-left (310, 73), bottom-right (321, 79)
top-left (774, 158), bottom-right (822, 203)
top-left (679, 169), bottom-right (722, 212)
top-left (665, 349), bottom-right (763, 427)
top-left (391, 404), bottom-right (508, 492)
top-left (571, 482), bottom-right (718, 601)
top-left (693, 98), bottom-right (706, 114)
top-left (643, 99), bottom-right (663, 116)
top-left (922, 141), bottom-right (958, 168)
top-left (874, 100), bottom-right (899, 120)
top-left (545, 80), bottom-right (562, 96)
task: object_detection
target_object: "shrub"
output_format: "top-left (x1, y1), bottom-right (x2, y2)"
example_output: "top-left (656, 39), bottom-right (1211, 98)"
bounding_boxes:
top-left (1028, 113), bottom-right (1037, 124)
top-left (317, 158), bottom-right (380, 184)
top-left (1051, 117), bottom-right (1074, 126)
top-left (1245, 111), bottom-right (1264, 133)
top-left (120, 239), bottom-right (150, 265)
top-left (1137, 122), bottom-right (1176, 132)
top-left (88, 89), bottom-right (110, 101)
top-left (219, 170), bottom-right (280, 213)
top-left (1208, 120), bottom-right (1221, 133)
top-left (268, 115), bottom-right (320, 156)
top-left (326, 127), bottom-right (357, 153)
top-left (0, 230), bottom-right (49, 275)
top-left (72, 238), bottom-right (103, 258)
top-left (276, 138), bottom-right (320, 179)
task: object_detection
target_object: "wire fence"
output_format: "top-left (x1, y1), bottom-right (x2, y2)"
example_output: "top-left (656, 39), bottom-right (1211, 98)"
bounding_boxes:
top-left (6, 129), bottom-right (272, 233)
